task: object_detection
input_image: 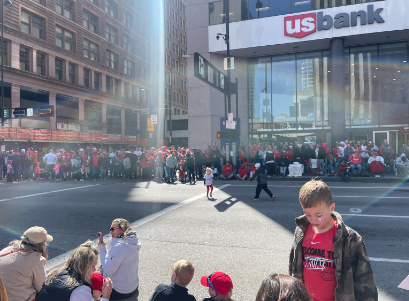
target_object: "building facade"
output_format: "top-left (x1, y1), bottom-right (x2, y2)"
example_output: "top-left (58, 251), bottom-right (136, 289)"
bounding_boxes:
top-left (187, 0), bottom-right (409, 153)
top-left (164, 0), bottom-right (188, 146)
top-left (0, 0), bottom-right (152, 149)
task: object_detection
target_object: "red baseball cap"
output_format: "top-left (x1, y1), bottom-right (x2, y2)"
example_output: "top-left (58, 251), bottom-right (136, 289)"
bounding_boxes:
top-left (91, 273), bottom-right (104, 292)
top-left (200, 272), bottom-right (233, 295)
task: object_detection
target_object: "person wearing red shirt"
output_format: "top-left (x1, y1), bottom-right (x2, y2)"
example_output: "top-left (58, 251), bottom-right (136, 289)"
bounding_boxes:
top-left (27, 148), bottom-right (38, 163)
top-left (284, 148), bottom-right (293, 163)
top-left (219, 161), bottom-right (234, 180)
top-left (204, 146), bottom-right (212, 166)
top-left (250, 143), bottom-right (259, 163)
top-left (59, 155), bottom-right (70, 180)
top-left (272, 146), bottom-right (281, 160)
top-left (237, 164), bottom-right (248, 180)
top-left (337, 160), bottom-right (351, 182)
top-left (90, 149), bottom-right (99, 180)
top-left (348, 151), bottom-right (362, 176)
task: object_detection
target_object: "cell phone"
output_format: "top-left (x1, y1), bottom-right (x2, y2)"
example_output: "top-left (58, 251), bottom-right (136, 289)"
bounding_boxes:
top-left (98, 232), bottom-right (103, 244)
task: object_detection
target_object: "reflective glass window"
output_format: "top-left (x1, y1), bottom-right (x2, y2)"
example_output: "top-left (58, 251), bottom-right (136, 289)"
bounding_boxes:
top-left (270, 0), bottom-right (291, 16)
top-left (248, 0), bottom-right (270, 19)
top-left (292, 0), bottom-right (312, 13)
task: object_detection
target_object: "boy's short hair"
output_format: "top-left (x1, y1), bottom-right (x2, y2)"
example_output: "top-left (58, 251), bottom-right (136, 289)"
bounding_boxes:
top-left (172, 260), bottom-right (195, 286)
top-left (299, 179), bottom-right (332, 208)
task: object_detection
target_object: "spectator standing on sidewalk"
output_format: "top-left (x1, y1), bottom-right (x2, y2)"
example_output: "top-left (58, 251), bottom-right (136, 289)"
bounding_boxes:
top-left (43, 149), bottom-right (57, 181)
top-left (98, 153), bottom-right (108, 181)
top-left (0, 226), bottom-right (52, 301)
top-left (11, 150), bottom-right (20, 182)
top-left (155, 151), bottom-right (164, 182)
top-left (19, 149), bottom-right (28, 180)
top-left (380, 140), bottom-right (394, 165)
top-left (249, 163), bottom-right (276, 201)
top-left (265, 146), bottom-right (275, 177)
top-left (149, 260), bottom-right (196, 301)
top-left (166, 152), bottom-right (178, 184)
top-left (0, 150), bottom-right (5, 179)
top-left (98, 218), bottom-right (140, 300)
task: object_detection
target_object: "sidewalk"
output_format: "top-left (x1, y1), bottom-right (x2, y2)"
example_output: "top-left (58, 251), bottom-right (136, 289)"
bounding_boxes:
top-left (265, 174), bottom-right (407, 183)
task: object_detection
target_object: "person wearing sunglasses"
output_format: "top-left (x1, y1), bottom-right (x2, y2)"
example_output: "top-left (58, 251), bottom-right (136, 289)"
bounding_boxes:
top-left (200, 272), bottom-right (234, 301)
top-left (98, 218), bottom-right (141, 300)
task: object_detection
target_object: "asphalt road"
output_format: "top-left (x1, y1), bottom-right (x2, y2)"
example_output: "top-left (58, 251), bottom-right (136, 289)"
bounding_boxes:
top-left (0, 178), bottom-right (408, 301)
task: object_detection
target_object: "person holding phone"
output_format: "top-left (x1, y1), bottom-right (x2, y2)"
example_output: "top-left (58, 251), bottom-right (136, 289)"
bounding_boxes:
top-left (98, 218), bottom-right (141, 300)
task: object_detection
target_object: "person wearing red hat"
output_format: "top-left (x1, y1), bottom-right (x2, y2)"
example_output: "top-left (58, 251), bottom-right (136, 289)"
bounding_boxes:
top-left (200, 272), bottom-right (233, 301)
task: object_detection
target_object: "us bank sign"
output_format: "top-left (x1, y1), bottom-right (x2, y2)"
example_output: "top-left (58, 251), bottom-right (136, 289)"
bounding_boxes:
top-left (284, 4), bottom-right (385, 38)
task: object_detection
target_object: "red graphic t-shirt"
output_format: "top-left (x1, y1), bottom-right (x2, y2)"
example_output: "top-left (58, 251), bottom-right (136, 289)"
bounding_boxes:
top-left (302, 222), bottom-right (337, 301)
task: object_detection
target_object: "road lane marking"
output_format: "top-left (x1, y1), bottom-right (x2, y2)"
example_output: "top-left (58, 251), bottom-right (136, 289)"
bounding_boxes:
top-left (225, 185), bottom-right (403, 189)
top-left (343, 214), bottom-right (409, 219)
top-left (0, 185), bottom-right (100, 203)
top-left (47, 184), bottom-right (231, 271)
top-left (370, 257), bottom-right (409, 263)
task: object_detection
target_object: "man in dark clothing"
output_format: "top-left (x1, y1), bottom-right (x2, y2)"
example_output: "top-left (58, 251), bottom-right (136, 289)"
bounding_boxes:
top-left (210, 147), bottom-right (222, 174)
top-left (19, 149), bottom-right (28, 180)
top-left (193, 149), bottom-right (204, 179)
top-left (11, 151), bottom-right (20, 181)
top-left (249, 163), bottom-right (276, 201)
top-left (149, 260), bottom-right (196, 301)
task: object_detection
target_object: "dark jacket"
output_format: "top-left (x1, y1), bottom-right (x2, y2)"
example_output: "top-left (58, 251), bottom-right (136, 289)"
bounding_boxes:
top-left (210, 149), bottom-right (221, 165)
top-left (98, 157), bottom-right (108, 169)
top-left (250, 167), bottom-right (267, 184)
top-left (277, 157), bottom-right (289, 167)
top-left (293, 146), bottom-right (302, 158)
top-left (289, 212), bottom-right (378, 301)
top-left (36, 269), bottom-right (92, 301)
top-left (149, 283), bottom-right (196, 301)
top-left (318, 146), bottom-right (326, 159)
top-left (302, 148), bottom-right (315, 161)
top-left (186, 156), bottom-right (195, 169)
top-left (344, 147), bottom-right (355, 159)
top-left (265, 151), bottom-right (275, 162)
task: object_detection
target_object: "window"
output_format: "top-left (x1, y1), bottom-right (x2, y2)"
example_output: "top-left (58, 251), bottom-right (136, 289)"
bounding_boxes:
top-left (131, 85), bottom-right (137, 101)
top-left (105, 23), bottom-right (118, 44)
top-left (173, 0), bottom-right (178, 8)
top-left (83, 10), bottom-right (98, 33)
top-left (165, 20), bottom-right (170, 32)
top-left (165, 71), bottom-right (171, 84)
top-left (114, 79), bottom-right (121, 96)
top-left (107, 105), bottom-right (121, 134)
top-left (174, 108), bottom-right (177, 115)
top-left (124, 82), bottom-right (130, 99)
top-left (172, 9), bottom-right (178, 22)
top-left (83, 68), bottom-right (90, 88)
top-left (55, 58), bottom-right (63, 80)
top-left (86, 0), bottom-right (98, 4)
top-left (106, 76), bottom-right (112, 93)
top-left (36, 52), bottom-right (45, 75)
top-left (181, 64), bottom-right (186, 75)
top-left (172, 59), bottom-right (179, 71)
top-left (33, 0), bottom-right (45, 4)
top-left (124, 59), bottom-right (134, 76)
top-left (21, 10), bottom-right (45, 40)
top-left (166, 54), bottom-right (170, 66)
top-left (172, 26), bottom-right (178, 39)
top-left (56, 27), bottom-right (75, 52)
top-left (20, 46), bottom-right (29, 71)
top-left (56, 0), bottom-right (74, 20)
top-left (84, 100), bottom-right (102, 123)
top-left (173, 75), bottom-right (179, 87)
top-left (94, 72), bottom-right (100, 90)
top-left (180, 3), bottom-right (185, 15)
top-left (173, 43), bottom-right (179, 55)
top-left (136, 43), bottom-right (146, 60)
top-left (180, 18), bottom-right (185, 30)
top-left (83, 40), bottom-right (98, 61)
top-left (68, 63), bottom-right (76, 84)
top-left (165, 37), bottom-right (170, 49)
top-left (0, 42), bottom-right (7, 66)
top-left (181, 80), bottom-right (186, 91)
top-left (181, 34), bottom-right (186, 45)
top-left (106, 50), bottom-right (118, 69)
top-left (165, 3), bottom-right (170, 15)
top-left (123, 11), bottom-right (132, 29)
top-left (123, 35), bottom-right (134, 52)
top-left (104, 0), bottom-right (118, 18)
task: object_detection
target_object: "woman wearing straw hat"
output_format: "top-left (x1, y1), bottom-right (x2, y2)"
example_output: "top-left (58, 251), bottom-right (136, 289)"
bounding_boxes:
top-left (0, 226), bottom-right (52, 301)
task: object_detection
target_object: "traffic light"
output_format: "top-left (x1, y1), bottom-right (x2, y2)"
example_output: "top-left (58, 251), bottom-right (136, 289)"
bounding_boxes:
top-left (217, 131), bottom-right (225, 139)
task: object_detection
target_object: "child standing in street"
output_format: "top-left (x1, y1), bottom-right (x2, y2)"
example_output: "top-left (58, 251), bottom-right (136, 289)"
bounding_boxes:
top-left (203, 167), bottom-right (214, 199)
top-left (289, 179), bottom-right (378, 301)
top-left (6, 160), bottom-right (13, 184)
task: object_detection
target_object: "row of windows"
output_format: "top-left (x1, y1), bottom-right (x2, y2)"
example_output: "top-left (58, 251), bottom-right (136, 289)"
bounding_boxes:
top-left (21, 8), bottom-right (147, 60)
top-left (5, 41), bottom-right (145, 101)
top-left (164, 90), bottom-right (188, 107)
top-left (164, 57), bottom-right (187, 76)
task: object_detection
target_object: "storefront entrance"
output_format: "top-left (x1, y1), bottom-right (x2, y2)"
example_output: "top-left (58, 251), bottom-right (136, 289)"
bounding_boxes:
top-left (373, 131), bottom-right (399, 152)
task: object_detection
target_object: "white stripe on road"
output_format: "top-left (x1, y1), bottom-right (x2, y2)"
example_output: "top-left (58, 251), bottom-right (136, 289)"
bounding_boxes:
top-left (226, 185), bottom-right (404, 189)
top-left (343, 214), bottom-right (409, 219)
top-left (0, 185), bottom-right (100, 203)
top-left (370, 257), bottom-right (409, 263)
top-left (47, 184), bottom-right (231, 271)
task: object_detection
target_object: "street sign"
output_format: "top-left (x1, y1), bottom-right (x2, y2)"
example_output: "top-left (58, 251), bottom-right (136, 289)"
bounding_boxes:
top-left (38, 105), bottom-right (54, 117)
top-left (1, 108), bottom-right (11, 119)
top-left (27, 108), bottom-right (34, 117)
top-left (147, 118), bottom-right (154, 132)
top-left (13, 108), bottom-right (27, 117)
top-left (226, 113), bottom-right (236, 129)
top-left (151, 115), bottom-right (158, 124)
top-left (224, 57), bottom-right (235, 70)
top-left (194, 52), bottom-right (228, 95)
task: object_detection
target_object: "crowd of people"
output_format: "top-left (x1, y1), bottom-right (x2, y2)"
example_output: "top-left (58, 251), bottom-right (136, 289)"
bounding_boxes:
top-left (1, 139), bottom-right (409, 185)
top-left (0, 180), bottom-right (383, 301)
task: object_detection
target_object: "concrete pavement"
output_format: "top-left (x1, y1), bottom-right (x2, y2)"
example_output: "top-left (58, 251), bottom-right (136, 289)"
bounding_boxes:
top-left (0, 178), bottom-right (408, 300)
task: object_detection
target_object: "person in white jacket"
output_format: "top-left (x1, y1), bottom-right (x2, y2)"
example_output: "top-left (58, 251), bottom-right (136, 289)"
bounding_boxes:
top-left (98, 218), bottom-right (141, 300)
top-left (37, 240), bottom-right (113, 301)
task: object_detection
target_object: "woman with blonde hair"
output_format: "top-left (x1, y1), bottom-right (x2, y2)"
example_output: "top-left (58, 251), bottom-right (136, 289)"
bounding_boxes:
top-left (200, 272), bottom-right (234, 301)
top-left (0, 226), bottom-right (52, 301)
top-left (36, 240), bottom-right (113, 301)
top-left (255, 274), bottom-right (312, 301)
top-left (98, 218), bottom-right (141, 300)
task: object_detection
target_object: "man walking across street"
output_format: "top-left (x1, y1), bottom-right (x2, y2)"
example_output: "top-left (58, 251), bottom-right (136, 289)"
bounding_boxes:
top-left (249, 163), bottom-right (276, 201)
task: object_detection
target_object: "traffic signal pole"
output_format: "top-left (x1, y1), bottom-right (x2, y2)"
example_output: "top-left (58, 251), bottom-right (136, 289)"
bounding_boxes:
top-left (224, 0), bottom-right (232, 163)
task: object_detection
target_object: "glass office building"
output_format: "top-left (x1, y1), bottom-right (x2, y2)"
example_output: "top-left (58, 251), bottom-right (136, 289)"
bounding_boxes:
top-left (203, 0), bottom-right (409, 150)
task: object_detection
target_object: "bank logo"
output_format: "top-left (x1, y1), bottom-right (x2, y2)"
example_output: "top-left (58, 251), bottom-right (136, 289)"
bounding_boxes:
top-left (284, 4), bottom-right (385, 39)
top-left (284, 13), bottom-right (316, 38)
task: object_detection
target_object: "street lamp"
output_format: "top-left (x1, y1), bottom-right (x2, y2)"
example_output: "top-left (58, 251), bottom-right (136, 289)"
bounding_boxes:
top-left (1, 0), bottom-right (13, 126)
